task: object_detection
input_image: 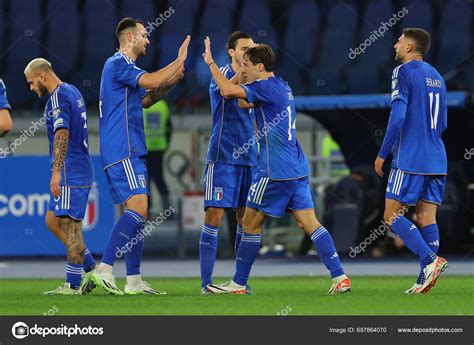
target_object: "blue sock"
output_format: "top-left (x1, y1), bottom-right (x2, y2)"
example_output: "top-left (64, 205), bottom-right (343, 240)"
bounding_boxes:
top-left (391, 216), bottom-right (436, 266)
top-left (82, 248), bottom-right (96, 272)
top-left (235, 224), bottom-right (243, 254)
top-left (199, 224), bottom-right (219, 288)
top-left (66, 262), bottom-right (82, 289)
top-left (417, 224), bottom-right (440, 284)
top-left (311, 226), bottom-right (344, 278)
top-left (101, 209), bottom-right (143, 267)
top-left (233, 232), bottom-right (261, 286)
top-left (125, 221), bottom-right (145, 276)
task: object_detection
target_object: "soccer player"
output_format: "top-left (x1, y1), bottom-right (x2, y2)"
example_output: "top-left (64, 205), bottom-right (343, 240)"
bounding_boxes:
top-left (92, 17), bottom-right (189, 295)
top-left (199, 31), bottom-right (257, 293)
top-left (0, 78), bottom-right (13, 136)
top-left (24, 58), bottom-right (95, 295)
top-left (374, 28), bottom-right (448, 294)
top-left (201, 38), bottom-right (351, 294)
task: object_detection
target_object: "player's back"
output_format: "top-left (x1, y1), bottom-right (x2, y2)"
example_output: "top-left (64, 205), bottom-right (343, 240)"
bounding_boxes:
top-left (392, 60), bottom-right (447, 175)
top-left (243, 76), bottom-right (309, 180)
top-left (99, 52), bottom-right (147, 169)
top-left (46, 83), bottom-right (93, 187)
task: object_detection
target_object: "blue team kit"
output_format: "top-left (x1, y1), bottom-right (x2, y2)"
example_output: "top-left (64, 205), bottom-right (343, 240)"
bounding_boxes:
top-left (241, 77), bottom-right (314, 217)
top-left (204, 64), bottom-right (257, 209)
top-left (381, 60), bottom-right (448, 205)
top-left (99, 52), bottom-right (149, 205)
top-left (44, 83), bottom-right (93, 220)
top-left (0, 79), bottom-right (11, 111)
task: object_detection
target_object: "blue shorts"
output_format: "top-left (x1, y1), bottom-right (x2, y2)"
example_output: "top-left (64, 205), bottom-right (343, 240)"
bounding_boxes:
top-left (246, 175), bottom-right (314, 217)
top-left (48, 186), bottom-right (91, 220)
top-left (204, 162), bottom-right (253, 209)
top-left (105, 157), bottom-right (149, 205)
top-left (386, 168), bottom-right (446, 206)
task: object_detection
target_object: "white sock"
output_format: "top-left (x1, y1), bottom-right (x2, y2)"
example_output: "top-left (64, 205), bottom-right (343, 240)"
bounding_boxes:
top-left (98, 263), bottom-right (113, 275)
top-left (126, 274), bottom-right (143, 286)
top-left (332, 274), bottom-right (347, 284)
top-left (231, 280), bottom-right (245, 288)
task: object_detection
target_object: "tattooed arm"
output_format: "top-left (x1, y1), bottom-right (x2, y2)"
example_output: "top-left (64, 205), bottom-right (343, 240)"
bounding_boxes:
top-left (142, 63), bottom-right (185, 109)
top-left (50, 128), bottom-right (69, 198)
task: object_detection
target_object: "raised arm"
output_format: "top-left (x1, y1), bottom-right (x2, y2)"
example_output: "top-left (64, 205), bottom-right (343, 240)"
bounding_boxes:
top-left (202, 37), bottom-right (247, 99)
top-left (237, 70), bottom-right (254, 109)
top-left (139, 35), bottom-right (190, 90)
top-left (142, 64), bottom-right (185, 108)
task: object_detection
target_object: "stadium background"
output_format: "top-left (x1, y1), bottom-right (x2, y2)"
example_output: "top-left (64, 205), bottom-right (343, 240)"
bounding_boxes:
top-left (0, 0), bottom-right (473, 268)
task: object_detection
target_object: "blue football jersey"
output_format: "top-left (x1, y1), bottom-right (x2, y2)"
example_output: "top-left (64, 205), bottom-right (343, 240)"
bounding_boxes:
top-left (207, 64), bottom-right (257, 166)
top-left (242, 77), bottom-right (309, 180)
top-left (390, 60), bottom-right (447, 175)
top-left (45, 83), bottom-right (93, 187)
top-left (0, 79), bottom-right (11, 110)
top-left (99, 52), bottom-right (148, 169)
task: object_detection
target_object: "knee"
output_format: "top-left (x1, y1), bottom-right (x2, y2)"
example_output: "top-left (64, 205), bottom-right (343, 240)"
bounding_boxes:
top-left (383, 209), bottom-right (398, 225)
top-left (129, 199), bottom-right (148, 220)
top-left (204, 209), bottom-right (223, 228)
top-left (242, 217), bottom-right (261, 234)
top-left (45, 216), bottom-right (55, 231)
top-left (416, 210), bottom-right (435, 228)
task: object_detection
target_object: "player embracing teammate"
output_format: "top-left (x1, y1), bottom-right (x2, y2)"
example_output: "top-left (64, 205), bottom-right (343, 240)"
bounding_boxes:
top-left (201, 37), bottom-right (352, 294)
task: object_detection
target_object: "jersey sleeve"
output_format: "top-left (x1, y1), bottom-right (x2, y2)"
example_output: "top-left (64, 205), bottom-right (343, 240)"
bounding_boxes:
top-left (390, 65), bottom-right (409, 104)
top-left (210, 66), bottom-right (232, 93)
top-left (140, 87), bottom-right (147, 99)
top-left (241, 79), bottom-right (272, 104)
top-left (52, 90), bottom-right (71, 132)
top-left (115, 58), bottom-right (147, 88)
top-left (0, 79), bottom-right (12, 110)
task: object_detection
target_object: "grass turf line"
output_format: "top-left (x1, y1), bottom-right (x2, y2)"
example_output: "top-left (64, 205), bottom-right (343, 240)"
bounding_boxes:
top-left (0, 276), bottom-right (472, 315)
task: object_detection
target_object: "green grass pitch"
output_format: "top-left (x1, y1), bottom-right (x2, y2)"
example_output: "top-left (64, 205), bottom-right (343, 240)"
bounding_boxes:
top-left (1, 276), bottom-right (473, 315)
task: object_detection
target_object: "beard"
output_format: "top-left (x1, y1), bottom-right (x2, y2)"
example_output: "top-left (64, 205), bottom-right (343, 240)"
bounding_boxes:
top-left (134, 45), bottom-right (146, 57)
top-left (37, 84), bottom-right (48, 98)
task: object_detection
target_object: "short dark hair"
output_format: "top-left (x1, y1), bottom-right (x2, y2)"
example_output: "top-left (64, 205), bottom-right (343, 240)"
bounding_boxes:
top-left (244, 44), bottom-right (276, 72)
top-left (226, 31), bottom-right (252, 59)
top-left (403, 28), bottom-right (430, 55)
top-left (115, 17), bottom-right (144, 39)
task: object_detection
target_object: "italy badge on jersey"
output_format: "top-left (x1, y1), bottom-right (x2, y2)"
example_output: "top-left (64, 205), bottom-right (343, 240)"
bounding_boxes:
top-left (214, 187), bottom-right (223, 201)
top-left (138, 174), bottom-right (147, 189)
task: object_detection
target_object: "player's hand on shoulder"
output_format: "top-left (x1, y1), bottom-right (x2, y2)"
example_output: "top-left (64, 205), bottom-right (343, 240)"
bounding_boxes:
top-left (50, 170), bottom-right (61, 198)
top-left (178, 35), bottom-right (191, 63)
top-left (374, 156), bottom-right (385, 177)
